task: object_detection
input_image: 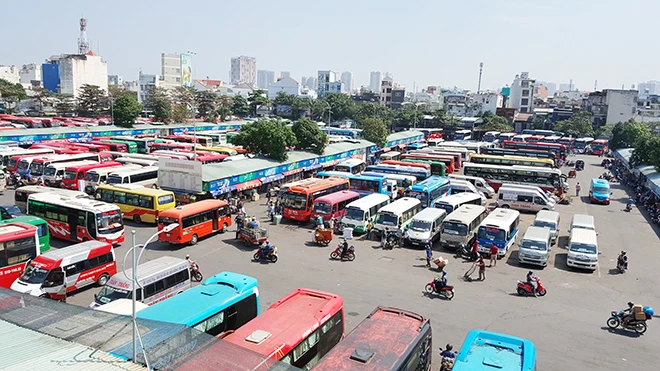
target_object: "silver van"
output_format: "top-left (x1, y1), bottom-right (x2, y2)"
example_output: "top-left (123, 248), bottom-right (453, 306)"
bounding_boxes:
top-left (497, 185), bottom-right (556, 212)
top-left (567, 228), bottom-right (598, 271)
top-left (518, 226), bottom-right (552, 267)
top-left (449, 179), bottom-right (487, 205)
top-left (434, 193), bottom-right (483, 215)
top-left (569, 214), bottom-right (595, 233)
top-left (405, 208), bottom-right (447, 246)
top-left (532, 210), bottom-right (560, 245)
top-left (449, 174), bottom-right (495, 198)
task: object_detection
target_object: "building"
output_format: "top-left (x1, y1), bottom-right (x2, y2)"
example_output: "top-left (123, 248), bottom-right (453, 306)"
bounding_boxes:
top-left (193, 79), bottom-right (224, 92)
top-left (108, 75), bottom-right (123, 86)
top-left (138, 72), bottom-right (162, 104)
top-left (637, 94), bottom-right (660, 122)
top-left (161, 53), bottom-right (182, 90)
top-left (317, 70), bottom-right (339, 98)
top-left (637, 81), bottom-right (660, 99)
top-left (379, 75), bottom-right (393, 107)
top-left (257, 70), bottom-right (275, 89)
top-left (267, 77), bottom-right (301, 100)
top-left (473, 92), bottom-right (504, 114)
top-left (583, 89), bottom-right (638, 127)
top-left (391, 86), bottom-right (405, 109)
top-left (40, 52), bottom-right (108, 98)
top-left (0, 66), bottom-right (20, 84)
top-left (230, 56), bottom-right (257, 86)
top-left (280, 71), bottom-right (290, 79)
top-left (41, 62), bottom-right (60, 93)
top-left (559, 83), bottom-right (575, 92)
top-left (370, 71), bottom-right (382, 93)
top-left (507, 72), bottom-right (536, 113)
top-left (301, 76), bottom-right (317, 90)
top-left (341, 71), bottom-right (354, 93)
top-left (19, 64), bottom-right (42, 87)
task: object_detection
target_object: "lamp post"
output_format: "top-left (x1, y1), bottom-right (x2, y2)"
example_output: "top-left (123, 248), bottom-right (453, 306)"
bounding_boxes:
top-left (323, 101), bottom-right (331, 125)
top-left (124, 223), bottom-right (178, 363)
top-left (403, 102), bottom-right (424, 129)
top-left (110, 98), bottom-right (114, 124)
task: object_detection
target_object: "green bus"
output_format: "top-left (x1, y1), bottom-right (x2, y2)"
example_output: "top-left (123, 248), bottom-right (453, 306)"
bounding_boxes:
top-left (1, 215), bottom-right (50, 252)
top-left (100, 139), bottom-right (138, 153)
top-left (401, 158), bottom-right (446, 176)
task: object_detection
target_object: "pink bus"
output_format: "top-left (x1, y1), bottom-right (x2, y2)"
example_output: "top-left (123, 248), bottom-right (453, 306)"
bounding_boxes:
top-left (311, 190), bottom-right (361, 222)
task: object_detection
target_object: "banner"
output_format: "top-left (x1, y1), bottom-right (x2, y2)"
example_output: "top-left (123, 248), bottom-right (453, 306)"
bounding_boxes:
top-left (181, 54), bottom-right (193, 87)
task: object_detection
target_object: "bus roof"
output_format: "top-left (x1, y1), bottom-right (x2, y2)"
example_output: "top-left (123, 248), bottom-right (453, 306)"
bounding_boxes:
top-left (35, 241), bottom-right (111, 268)
top-left (0, 222), bottom-right (37, 239)
top-left (65, 161), bottom-right (121, 172)
top-left (313, 190), bottom-right (361, 204)
top-left (110, 256), bottom-right (188, 291)
top-left (377, 197), bottom-right (421, 213)
top-left (1, 215), bottom-right (47, 226)
top-left (409, 175), bottom-right (450, 192)
top-left (444, 204), bottom-right (487, 222)
top-left (362, 172), bottom-right (416, 182)
top-left (591, 178), bottom-right (610, 187)
top-left (481, 208), bottom-right (520, 229)
top-left (108, 166), bottom-right (159, 176)
top-left (289, 177), bottom-right (348, 194)
top-left (97, 184), bottom-right (175, 197)
top-left (463, 162), bottom-right (561, 174)
top-left (454, 329), bottom-right (536, 371)
top-left (411, 207), bottom-right (446, 221)
top-left (28, 193), bottom-right (121, 214)
top-left (158, 199), bottom-right (228, 219)
top-left (336, 158), bottom-right (365, 166)
top-left (345, 193), bottom-right (390, 209)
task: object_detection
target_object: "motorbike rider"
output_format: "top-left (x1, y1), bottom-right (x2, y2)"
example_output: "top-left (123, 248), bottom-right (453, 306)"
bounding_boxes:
top-left (617, 251), bottom-right (628, 270)
top-left (435, 270), bottom-right (448, 292)
top-left (622, 301), bottom-right (635, 325)
top-left (440, 344), bottom-right (456, 360)
top-left (247, 217), bottom-right (259, 229)
top-left (262, 239), bottom-right (274, 258)
top-left (626, 198), bottom-right (634, 211)
top-left (341, 239), bottom-right (349, 258)
top-left (526, 270), bottom-right (537, 296)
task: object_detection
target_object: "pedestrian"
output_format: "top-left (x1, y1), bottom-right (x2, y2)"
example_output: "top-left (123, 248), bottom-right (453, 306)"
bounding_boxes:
top-left (365, 219), bottom-right (373, 240)
top-left (328, 217), bottom-right (334, 231)
top-left (477, 255), bottom-right (486, 281)
top-left (575, 182), bottom-right (581, 197)
top-left (425, 244), bottom-right (433, 268)
top-left (489, 244), bottom-right (498, 267)
top-left (235, 219), bottom-right (242, 239)
top-left (395, 224), bottom-right (403, 247)
top-left (471, 239), bottom-right (479, 260)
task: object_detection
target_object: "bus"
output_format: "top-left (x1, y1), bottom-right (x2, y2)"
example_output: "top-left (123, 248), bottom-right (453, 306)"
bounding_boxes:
top-left (362, 172), bottom-right (416, 196)
top-left (157, 199), bottom-right (232, 245)
top-left (420, 128), bottom-right (444, 139)
top-left (151, 150), bottom-right (227, 164)
top-left (84, 164), bottom-right (143, 194)
top-left (311, 190), bottom-right (361, 222)
top-left (202, 130), bottom-right (229, 145)
top-left (137, 271), bottom-right (259, 336)
top-left (417, 149), bottom-right (463, 169)
top-left (591, 139), bottom-right (609, 156)
top-left (454, 129), bottom-right (472, 140)
top-left (43, 160), bottom-right (98, 187)
top-left (314, 172), bottom-right (386, 197)
top-left (463, 163), bottom-right (566, 194)
top-left (2, 148), bottom-right (55, 170)
top-left (27, 193), bottom-right (125, 245)
top-left (166, 134), bottom-right (214, 147)
top-left (312, 306), bottom-right (432, 371)
top-left (106, 166), bottom-right (159, 188)
top-left (513, 134), bottom-right (532, 142)
top-left (111, 136), bottom-right (156, 153)
top-left (540, 135), bottom-right (561, 143)
top-left (14, 185), bottom-right (91, 212)
top-left (342, 193), bottom-right (390, 233)
top-left (334, 158), bottom-right (367, 174)
top-left (482, 147), bottom-right (556, 162)
top-left (69, 142), bottom-right (111, 153)
top-left (405, 142), bottom-right (429, 152)
top-left (477, 208), bottom-right (520, 257)
top-left (114, 158), bottom-right (158, 167)
top-left (382, 160), bottom-right (430, 172)
top-left (221, 288), bottom-right (344, 370)
top-left (90, 140), bottom-right (127, 153)
top-left (527, 135), bottom-right (545, 143)
top-left (281, 178), bottom-right (350, 222)
top-left (365, 164), bottom-right (430, 181)
top-left (404, 176), bottom-right (452, 208)
top-left (197, 146), bottom-right (239, 156)
top-left (401, 153), bottom-right (455, 174)
top-left (379, 151), bottom-right (401, 161)
top-left (468, 154), bottom-right (555, 168)
top-left (1, 216), bottom-right (50, 253)
top-left (557, 137), bottom-right (575, 149)
top-left (432, 146), bottom-right (473, 161)
top-left (374, 197), bottom-right (422, 235)
top-left (498, 133), bottom-right (516, 142)
top-left (438, 141), bottom-right (494, 154)
top-left (322, 127), bottom-right (363, 139)
top-left (399, 158), bottom-right (446, 176)
top-left (98, 139), bottom-right (138, 153)
top-left (151, 141), bottom-right (195, 152)
top-left (97, 184), bottom-right (176, 224)
top-left (574, 137), bottom-right (594, 154)
top-left (502, 140), bottom-right (567, 160)
top-left (482, 131), bottom-right (500, 143)
top-left (521, 129), bottom-right (557, 136)
top-left (452, 330), bottom-right (536, 371)
top-left (0, 222), bottom-right (39, 289)
top-left (61, 161), bottom-right (123, 190)
top-left (26, 152), bottom-right (114, 177)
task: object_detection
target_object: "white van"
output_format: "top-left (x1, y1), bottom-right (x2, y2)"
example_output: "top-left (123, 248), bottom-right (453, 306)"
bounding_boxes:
top-left (532, 210), bottom-right (560, 245)
top-left (496, 185), bottom-right (556, 212)
top-left (449, 179), bottom-right (487, 205)
top-left (43, 160), bottom-right (97, 187)
top-left (569, 214), bottom-right (596, 233)
top-left (500, 184), bottom-right (554, 205)
top-left (434, 193), bottom-right (484, 215)
top-left (405, 208), bottom-right (447, 247)
top-left (385, 179), bottom-right (398, 200)
top-left (440, 205), bottom-right (487, 250)
top-left (518, 226), bottom-right (552, 267)
top-left (342, 193), bottom-right (390, 233)
top-left (106, 166), bottom-right (159, 187)
top-left (448, 174), bottom-right (495, 198)
top-left (567, 228), bottom-right (599, 271)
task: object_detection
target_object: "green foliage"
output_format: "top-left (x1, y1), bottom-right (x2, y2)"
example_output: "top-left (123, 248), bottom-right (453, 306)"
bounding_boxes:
top-left (292, 118), bottom-right (327, 155)
top-left (144, 87), bottom-right (172, 122)
top-left (54, 94), bottom-right (75, 115)
top-left (392, 105), bottom-right (424, 128)
top-left (272, 91), bottom-right (296, 107)
top-left (596, 124), bottom-right (615, 139)
top-left (77, 84), bottom-right (106, 117)
top-left (231, 118), bottom-right (297, 161)
top-left (0, 79), bottom-right (27, 113)
top-left (247, 90), bottom-right (269, 116)
top-left (478, 114), bottom-right (513, 132)
top-left (630, 133), bottom-right (660, 170)
top-left (113, 95), bottom-right (143, 128)
top-left (108, 85), bottom-right (137, 101)
top-left (171, 86), bottom-right (196, 106)
top-left (354, 103), bottom-right (393, 124)
top-left (532, 115), bottom-right (551, 130)
top-left (610, 120), bottom-right (650, 150)
top-left (231, 95), bottom-right (250, 117)
top-left (216, 96), bottom-right (232, 121)
top-left (171, 104), bottom-right (191, 123)
top-left (322, 93), bottom-right (356, 121)
top-left (195, 90), bottom-right (219, 122)
top-left (362, 117), bottom-right (390, 147)
top-left (432, 110), bottom-right (461, 132)
top-left (554, 111), bottom-right (594, 137)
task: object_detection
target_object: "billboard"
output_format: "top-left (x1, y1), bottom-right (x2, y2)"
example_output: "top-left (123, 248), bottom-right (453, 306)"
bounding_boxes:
top-left (181, 54), bottom-right (193, 87)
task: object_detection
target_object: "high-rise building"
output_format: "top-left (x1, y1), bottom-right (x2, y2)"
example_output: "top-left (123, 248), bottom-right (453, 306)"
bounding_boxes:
top-left (379, 75), bottom-right (393, 107)
top-left (257, 70), bottom-right (275, 89)
top-left (280, 71), bottom-right (290, 79)
top-left (138, 72), bottom-right (162, 104)
top-left (341, 71), bottom-right (354, 93)
top-left (108, 75), bottom-right (123, 86)
top-left (302, 77), bottom-right (317, 90)
top-left (42, 52), bottom-right (107, 98)
top-left (161, 53), bottom-right (182, 90)
top-left (637, 80), bottom-right (660, 98)
top-left (230, 56), bottom-right (257, 86)
top-left (0, 66), bottom-right (20, 84)
top-left (317, 70), bottom-right (338, 98)
top-left (508, 72), bottom-right (536, 113)
top-left (370, 71), bottom-right (382, 93)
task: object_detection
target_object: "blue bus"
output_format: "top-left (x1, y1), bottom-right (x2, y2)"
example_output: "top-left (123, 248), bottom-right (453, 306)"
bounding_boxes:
top-left (405, 142), bottom-right (429, 152)
top-left (476, 208), bottom-right (520, 258)
top-left (316, 171), bottom-right (388, 196)
top-left (136, 271), bottom-right (259, 336)
top-left (322, 128), bottom-right (363, 139)
top-left (453, 329), bottom-right (536, 371)
top-left (403, 176), bottom-right (451, 208)
top-left (365, 164), bottom-right (430, 181)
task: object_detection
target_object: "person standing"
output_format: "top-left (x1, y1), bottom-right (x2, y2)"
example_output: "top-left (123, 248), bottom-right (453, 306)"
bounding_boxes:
top-left (395, 224), bottom-right (403, 248)
top-left (575, 182), bottom-right (581, 197)
top-left (489, 244), bottom-right (498, 267)
top-left (477, 255), bottom-right (486, 281)
top-left (365, 219), bottom-right (373, 240)
top-left (425, 244), bottom-right (433, 268)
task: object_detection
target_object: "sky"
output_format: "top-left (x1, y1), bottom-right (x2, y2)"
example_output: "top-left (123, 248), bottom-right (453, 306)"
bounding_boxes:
top-left (2, 0), bottom-right (659, 93)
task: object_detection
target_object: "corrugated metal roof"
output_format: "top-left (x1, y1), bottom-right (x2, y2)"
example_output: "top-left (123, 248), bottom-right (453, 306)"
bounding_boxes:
top-left (0, 320), bottom-right (146, 371)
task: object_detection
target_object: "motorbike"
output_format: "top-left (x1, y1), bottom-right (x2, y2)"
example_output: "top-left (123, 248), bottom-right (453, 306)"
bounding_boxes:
top-left (607, 310), bottom-right (651, 334)
top-left (516, 277), bottom-right (547, 296)
top-left (381, 231), bottom-right (398, 250)
top-left (189, 262), bottom-right (203, 282)
top-left (439, 348), bottom-right (456, 371)
top-left (566, 160), bottom-right (575, 167)
top-left (333, 220), bottom-right (344, 234)
top-left (625, 203), bottom-right (633, 212)
top-left (330, 244), bottom-right (355, 261)
top-left (617, 254), bottom-right (628, 273)
top-left (253, 246), bottom-right (278, 263)
top-left (425, 278), bottom-right (455, 300)
top-left (455, 245), bottom-right (478, 261)
top-left (17, 176), bottom-right (43, 188)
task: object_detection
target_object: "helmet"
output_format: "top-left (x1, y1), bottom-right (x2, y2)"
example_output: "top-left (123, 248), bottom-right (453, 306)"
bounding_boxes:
top-left (528, 270), bottom-right (534, 275)
top-left (185, 255), bottom-right (190, 259)
top-left (265, 239), bottom-right (269, 243)
top-left (628, 301), bottom-right (634, 308)
top-left (621, 251), bottom-right (627, 255)
top-left (446, 344), bottom-right (453, 351)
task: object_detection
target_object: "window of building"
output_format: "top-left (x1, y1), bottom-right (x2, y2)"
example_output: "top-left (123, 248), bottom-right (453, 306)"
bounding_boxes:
top-left (522, 89), bottom-right (530, 96)
top-left (176, 77), bottom-right (181, 82)
top-left (520, 108), bottom-right (528, 113)
top-left (521, 98), bottom-right (529, 106)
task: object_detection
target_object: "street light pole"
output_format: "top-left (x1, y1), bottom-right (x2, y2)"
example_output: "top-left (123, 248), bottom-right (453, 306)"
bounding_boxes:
top-left (324, 101), bottom-right (331, 125)
top-left (110, 98), bottom-right (114, 124)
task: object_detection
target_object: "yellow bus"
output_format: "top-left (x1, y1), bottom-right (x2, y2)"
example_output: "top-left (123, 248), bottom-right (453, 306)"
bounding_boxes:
top-left (197, 146), bottom-right (239, 156)
top-left (468, 153), bottom-right (555, 168)
top-left (96, 184), bottom-right (176, 224)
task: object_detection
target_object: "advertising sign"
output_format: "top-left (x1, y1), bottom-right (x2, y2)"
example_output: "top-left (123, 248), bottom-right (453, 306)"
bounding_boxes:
top-left (181, 54), bottom-right (193, 87)
top-left (158, 158), bottom-right (203, 192)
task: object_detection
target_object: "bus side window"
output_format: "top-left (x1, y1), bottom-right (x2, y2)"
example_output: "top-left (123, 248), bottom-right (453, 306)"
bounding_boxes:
top-left (534, 197), bottom-right (546, 205)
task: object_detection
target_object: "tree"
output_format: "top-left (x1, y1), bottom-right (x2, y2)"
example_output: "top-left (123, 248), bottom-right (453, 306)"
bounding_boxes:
top-left (32, 87), bottom-right (54, 113)
top-left (322, 93), bottom-right (356, 121)
top-left (272, 91), bottom-right (296, 107)
top-left (113, 95), bottom-right (143, 128)
top-left (195, 90), bottom-right (219, 122)
top-left (53, 94), bottom-right (76, 115)
top-left (77, 84), bottom-right (106, 117)
top-left (171, 103), bottom-right (191, 123)
top-left (231, 119), bottom-right (297, 161)
top-left (231, 95), bottom-right (250, 117)
top-left (532, 115), bottom-right (551, 130)
top-left (247, 90), bottom-right (269, 116)
top-left (355, 103), bottom-right (393, 123)
top-left (0, 78), bottom-right (28, 113)
top-left (630, 133), bottom-right (660, 169)
top-left (392, 105), bottom-right (424, 129)
top-left (554, 111), bottom-right (594, 137)
top-left (596, 124), bottom-right (615, 139)
top-left (477, 114), bottom-right (513, 132)
top-left (108, 85), bottom-right (137, 101)
top-left (362, 117), bottom-right (390, 147)
top-left (144, 87), bottom-right (172, 122)
top-left (432, 110), bottom-right (461, 133)
top-left (610, 120), bottom-right (651, 150)
top-left (292, 118), bottom-right (328, 155)
top-left (216, 96), bottom-right (233, 121)
top-left (171, 86), bottom-right (196, 106)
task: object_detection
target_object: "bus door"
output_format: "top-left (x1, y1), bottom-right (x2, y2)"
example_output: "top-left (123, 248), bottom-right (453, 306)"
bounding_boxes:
top-left (42, 268), bottom-right (66, 301)
top-left (68, 209), bottom-right (79, 241)
top-left (213, 208), bottom-right (220, 231)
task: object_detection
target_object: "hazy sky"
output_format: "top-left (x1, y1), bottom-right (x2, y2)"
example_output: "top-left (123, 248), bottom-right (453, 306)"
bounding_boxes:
top-left (2, 0), bottom-right (658, 92)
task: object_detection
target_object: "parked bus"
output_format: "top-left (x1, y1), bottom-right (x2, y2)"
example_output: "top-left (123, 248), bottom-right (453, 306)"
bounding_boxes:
top-left (61, 161), bottom-right (123, 190)
top-left (404, 176), bottom-right (452, 208)
top-left (591, 139), bottom-right (609, 156)
top-left (527, 135), bottom-right (545, 143)
top-left (165, 134), bottom-right (214, 147)
top-left (448, 174), bottom-right (495, 197)
top-left (111, 136), bottom-right (156, 153)
top-left (316, 171), bottom-right (388, 196)
top-left (69, 142), bottom-right (111, 153)
top-left (439, 204), bottom-right (488, 251)
top-left (342, 193), bottom-right (390, 233)
top-left (98, 139), bottom-right (138, 153)
top-left (334, 158), bottom-right (367, 174)
top-left (468, 154), bottom-right (554, 168)
top-left (399, 158), bottom-right (446, 176)
top-left (83, 164), bottom-right (143, 194)
top-left (382, 160), bottom-right (431, 172)
top-left (379, 151), bottom-right (401, 161)
top-left (452, 330), bottom-right (536, 371)
top-left (481, 147), bottom-right (556, 162)
top-left (43, 160), bottom-right (98, 187)
top-left (106, 166), bottom-right (159, 188)
top-left (90, 256), bottom-right (190, 308)
top-left (322, 127), bottom-right (363, 139)
top-left (513, 134), bottom-right (532, 142)
top-left (114, 157), bottom-right (158, 167)
top-left (557, 137), bottom-right (575, 149)
top-left (26, 152), bottom-right (114, 177)
top-left (437, 141), bottom-right (494, 154)
top-left (281, 178), bottom-right (350, 222)
top-left (417, 148), bottom-right (463, 169)
top-left (374, 197), bottom-right (422, 235)
top-left (202, 130), bottom-right (229, 145)
top-left (454, 129), bottom-right (472, 140)
top-left (463, 163), bottom-right (566, 194)
top-left (1, 215), bottom-right (50, 253)
top-left (405, 142), bottom-right (429, 151)
top-left (221, 288), bottom-right (344, 370)
top-left (157, 199), bottom-right (232, 245)
top-left (432, 146), bottom-right (473, 161)
top-left (0, 222), bottom-right (39, 289)
top-left (311, 190), bottom-right (361, 222)
top-left (482, 131), bottom-right (501, 143)
top-left (502, 140), bottom-right (567, 160)
top-left (3, 148), bottom-right (55, 171)
top-left (498, 133), bottom-right (517, 143)
top-left (27, 193), bottom-right (125, 245)
top-left (365, 164), bottom-right (430, 181)
top-left (521, 129), bottom-right (557, 136)
top-left (137, 271), bottom-right (259, 335)
top-left (10, 241), bottom-right (116, 301)
top-left (312, 306), bottom-right (432, 371)
top-left (402, 153), bottom-right (455, 174)
top-left (362, 172), bottom-right (416, 197)
top-left (14, 185), bottom-right (91, 212)
top-left (574, 137), bottom-right (594, 154)
top-left (97, 184), bottom-right (175, 224)
top-left (151, 141), bottom-right (195, 152)
top-left (197, 145), bottom-right (239, 156)
top-left (90, 140), bottom-right (127, 153)
top-left (540, 135), bottom-right (561, 143)
top-left (477, 208), bottom-right (520, 257)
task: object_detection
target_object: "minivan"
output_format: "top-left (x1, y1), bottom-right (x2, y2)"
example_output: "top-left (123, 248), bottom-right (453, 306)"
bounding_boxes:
top-left (404, 208), bottom-right (447, 247)
top-left (567, 228), bottom-right (599, 271)
top-left (532, 210), bottom-right (560, 245)
top-left (496, 185), bottom-right (556, 212)
top-left (589, 178), bottom-right (611, 205)
top-left (439, 205), bottom-right (487, 250)
top-left (499, 184), bottom-right (553, 205)
top-left (448, 174), bottom-right (495, 198)
top-left (569, 214), bottom-right (596, 233)
top-left (449, 179), bottom-right (487, 205)
top-left (517, 226), bottom-right (552, 267)
top-left (434, 193), bottom-right (484, 215)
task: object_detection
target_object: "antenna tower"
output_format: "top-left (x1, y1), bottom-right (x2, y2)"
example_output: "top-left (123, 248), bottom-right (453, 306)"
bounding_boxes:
top-left (477, 62), bottom-right (484, 93)
top-left (78, 17), bottom-right (90, 54)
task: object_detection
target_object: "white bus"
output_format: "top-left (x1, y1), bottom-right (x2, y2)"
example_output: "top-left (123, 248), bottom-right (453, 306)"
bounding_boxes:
top-left (449, 179), bottom-right (487, 205)
top-left (379, 151), bottom-right (401, 161)
top-left (203, 130), bottom-right (229, 145)
top-left (575, 137), bottom-right (595, 154)
top-left (482, 131), bottom-right (501, 143)
top-left (90, 256), bottom-right (191, 308)
top-left (14, 185), bottom-right (91, 212)
top-left (342, 193), bottom-right (391, 233)
top-left (438, 141), bottom-right (494, 154)
top-left (84, 164), bottom-right (143, 194)
top-left (513, 134), bottom-right (532, 142)
top-left (2, 148), bottom-right (54, 169)
top-left (43, 160), bottom-right (97, 187)
top-left (373, 197), bottom-right (422, 235)
top-left (362, 172), bottom-right (417, 193)
top-left (439, 205), bottom-right (488, 250)
top-left (454, 130), bottom-right (472, 140)
top-left (498, 133), bottom-right (517, 142)
top-left (404, 208), bottom-right (447, 246)
top-left (434, 193), bottom-right (484, 215)
top-left (115, 157), bottom-right (158, 167)
top-left (432, 146), bottom-right (473, 160)
top-left (476, 208), bottom-right (520, 257)
top-left (106, 166), bottom-right (159, 188)
top-left (334, 158), bottom-right (367, 174)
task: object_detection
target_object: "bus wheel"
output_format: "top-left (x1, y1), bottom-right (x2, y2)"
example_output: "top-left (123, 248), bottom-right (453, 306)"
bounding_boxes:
top-left (221, 223), bottom-right (228, 233)
top-left (190, 234), bottom-right (198, 245)
top-left (133, 215), bottom-right (142, 224)
top-left (501, 204), bottom-right (510, 209)
top-left (97, 273), bottom-right (110, 286)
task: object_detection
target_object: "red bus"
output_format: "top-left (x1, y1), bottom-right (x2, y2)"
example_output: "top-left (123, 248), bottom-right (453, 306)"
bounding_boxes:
top-left (558, 137), bottom-right (575, 150)
top-left (10, 240), bottom-right (116, 301)
top-left (312, 306), bottom-right (433, 371)
top-left (90, 141), bottom-right (128, 153)
top-left (165, 134), bottom-right (213, 147)
top-left (401, 153), bottom-right (455, 174)
top-left (281, 178), bottom-right (350, 222)
top-left (527, 135), bottom-right (545, 143)
top-left (417, 149), bottom-right (463, 169)
top-left (69, 142), bottom-right (111, 153)
top-left (503, 140), bottom-right (567, 160)
top-left (61, 161), bottom-right (123, 190)
top-left (311, 190), bottom-right (361, 222)
top-left (29, 144), bottom-right (85, 155)
top-left (25, 152), bottom-right (114, 177)
top-left (0, 222), bottom-right (39, 289)
top-left (590, 139), bottom-right (609, 156)
top-left (6, 152), bottom-right (55, 174)
top-left (381, 160), bottom-right (431, 171)
top-left (157, 199), bottom-right (232, 245)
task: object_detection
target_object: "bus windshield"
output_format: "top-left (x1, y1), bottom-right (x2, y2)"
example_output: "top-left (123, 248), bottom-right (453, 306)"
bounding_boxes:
top-left (313, 202), bottom-right (332, 214)
top-left (442, 221), bottom-right (468, 236)
top-left (96, 285), bottom-right (131, 304)
top-left (63, 170), bottom-right (77, 180)
top-left (86, 172), bottom-right (100, 182)
top-left (107, 175), bottom-right (123, 184)
top-left (377, 212), bottom-right (398, 226)
top-left (97, 211), bottom-right (123, 235)
top-left (18, 161), bottom-right (30, 170)
top-left (435, 203), bottom-right (455, 215)
top-left (410, 219), bottom-right (431, 232)
top-left (30, 162), bottom-right (44, 175)
top-left (345, 207), bottom-right (364, 221)
top-left (593, 186), bottom-right (609, 194)
top-left (19, 264), bottom-right (50, 284)
top-left (281, 193), bottom-right (307, 210)
top-left (478, 226), bottom-right (505, 241)
top-left (44, 166), bottom-right (57, 177)
top-left (334, 165), bottom-right (351, 172)
top-left (522, 240), bottom-right (547, 251)
top-left (405, 191), bottom-right (427, 205)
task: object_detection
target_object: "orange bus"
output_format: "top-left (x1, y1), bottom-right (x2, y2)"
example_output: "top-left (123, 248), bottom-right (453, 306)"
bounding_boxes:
top-left (401, 153), bottom-right (456, 174)
top-left (61, 161), bottom-right (123, 190)
top-left (157, 199), bottom-right (232, 245)
top-left (281, 178), bottom-right (350, 222)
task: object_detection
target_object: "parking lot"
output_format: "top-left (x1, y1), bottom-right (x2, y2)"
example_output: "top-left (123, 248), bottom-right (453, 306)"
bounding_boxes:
top-left (3, 154), bottom-right (659, 370)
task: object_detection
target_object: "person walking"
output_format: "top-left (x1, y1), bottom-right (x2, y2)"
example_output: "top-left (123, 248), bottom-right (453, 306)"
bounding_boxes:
top-left (489, 244), bottom-right (498, 267)
top-left (575, 182), bottom-right (581, 197)
top-left (425, 244), bottom-right (433, 268)
top-left (395, 224), bottom-right (404, 248)
top-left (477, 255), bottom-right (486, 281)
top-left (365, 219), bottom-right (374, 240)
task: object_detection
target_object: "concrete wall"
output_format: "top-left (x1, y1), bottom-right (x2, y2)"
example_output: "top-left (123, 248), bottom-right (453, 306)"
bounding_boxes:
top-left (59, 55), bottom-right (108, 98)
top-left (606, 90), bottom-right (638, 125)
